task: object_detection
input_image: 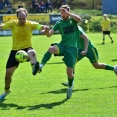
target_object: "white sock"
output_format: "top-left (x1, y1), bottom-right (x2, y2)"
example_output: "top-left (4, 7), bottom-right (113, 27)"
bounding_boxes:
top-left (39, 64), bottom-right (43, 69)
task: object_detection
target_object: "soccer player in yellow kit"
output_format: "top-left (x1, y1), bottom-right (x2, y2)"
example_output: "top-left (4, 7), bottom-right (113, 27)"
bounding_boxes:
top-left (0, 8), bottom-right (47, 100)
top-left (102, 14), bottom-right (113, 44)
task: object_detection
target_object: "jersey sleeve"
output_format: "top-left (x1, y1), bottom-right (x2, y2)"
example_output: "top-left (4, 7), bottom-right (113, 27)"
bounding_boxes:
top-left (52, 21), bottom-right (59, 32)
top-left (78, 26), bottom-right (85, 35)
top-left (108, 19), bottom-right (110, 24)
top-left (71, 18), bottom-right (78, 25)
top-left (31, 21), bottom-right (42, 30)
top-left (2, 20), bottom-right (14, 30)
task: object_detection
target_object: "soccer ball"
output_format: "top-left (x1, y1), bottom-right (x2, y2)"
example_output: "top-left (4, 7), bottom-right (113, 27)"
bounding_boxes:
top-left (15, 50), bottom-right (28, 63)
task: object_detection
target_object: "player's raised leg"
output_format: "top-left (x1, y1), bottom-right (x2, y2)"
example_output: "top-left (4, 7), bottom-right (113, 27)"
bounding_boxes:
top-left (39, 45), bottom-right (58, 73)
top-left (27, 49), bottom-right (40, 75)
top-left (92, 62), bottom-right (117, 76)
top-left (114, 66), bottom-right (117, 75)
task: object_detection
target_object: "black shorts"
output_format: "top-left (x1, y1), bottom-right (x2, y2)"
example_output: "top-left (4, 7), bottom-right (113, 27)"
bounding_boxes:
top-left (103, 31), bottom-right (110, 35)
top-left (6, 47), bottom-right (33, 68)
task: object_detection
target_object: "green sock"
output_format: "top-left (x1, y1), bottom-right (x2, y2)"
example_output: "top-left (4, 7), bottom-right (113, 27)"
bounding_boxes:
top-left (105, 65), bottom-right (114, 71)
top-left (41, 51), bottom-right (52, 65)
top-left (68, 77), bottom-right (74, 87)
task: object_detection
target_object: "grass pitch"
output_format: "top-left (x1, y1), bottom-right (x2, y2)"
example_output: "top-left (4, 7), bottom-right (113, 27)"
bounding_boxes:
top-left (0, 33), bottom-right (117, 117)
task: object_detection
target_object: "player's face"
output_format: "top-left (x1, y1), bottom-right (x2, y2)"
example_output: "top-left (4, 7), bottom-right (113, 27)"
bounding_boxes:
top-left (104, 16), bottom-right (107, 20)
top-left (60, 9), bottom-right (69, 20)
top-left (17, 12), bottom-right (26, 26)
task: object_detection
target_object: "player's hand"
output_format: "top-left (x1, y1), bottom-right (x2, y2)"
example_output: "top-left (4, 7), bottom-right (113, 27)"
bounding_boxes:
top-left (80, 51), bottom-right (87, 56)
top-left (41, 29), bottom-right (46, 34)
top-left (59, 8), bottom-right (69, 15)
top-left (45, 26), bottom-right (50, 33)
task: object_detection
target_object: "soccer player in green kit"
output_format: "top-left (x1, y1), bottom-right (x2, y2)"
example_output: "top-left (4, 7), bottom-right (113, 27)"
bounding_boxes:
top-left (62, 26), bottom-right (117, 87)
top-left (39, 5), bottom-right (81, 99)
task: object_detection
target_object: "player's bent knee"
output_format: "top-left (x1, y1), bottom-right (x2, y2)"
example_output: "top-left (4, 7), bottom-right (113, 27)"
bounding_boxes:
top-left (68, 74), bottom-right (74, 78)
top-left (67, 72), bottom-right (74, 78)
top-left (5, 71), bottom-right (12, 78)
top-left (94, 66), bottom-right (99, 69)
top-left (27, 49), bottom-right (36, 55)
top-left (48, 46), bottom-right (58, 54)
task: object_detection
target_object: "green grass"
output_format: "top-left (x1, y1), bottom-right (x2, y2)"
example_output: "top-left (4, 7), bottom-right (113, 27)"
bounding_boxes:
top-left (0, 33), bottom-right (117, 117)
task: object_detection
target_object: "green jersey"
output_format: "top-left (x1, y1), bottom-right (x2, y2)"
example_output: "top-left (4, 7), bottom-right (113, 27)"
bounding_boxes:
top-left (77, 26), bottom-right (95, 50)
top-left (52, 18), bottom-right (78, 48)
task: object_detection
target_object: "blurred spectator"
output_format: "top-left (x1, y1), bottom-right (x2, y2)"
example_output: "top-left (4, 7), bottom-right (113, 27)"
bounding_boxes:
top-left (39, 0), bottom-right (46, 13)
top-left (17, 1), bottom-right (24, 8)
top-left (3, 0), bottom-right (10, 7)
top-left (45, 0), bottom-right (52, 13)
top-left (0, 0), bottom-right (4, 12)
top-left (32, 0), bottom-right (41, 13)
top-left (3, 0), bottom-right (12, 14)
top-left (39, 0), bottom-right (43, 5)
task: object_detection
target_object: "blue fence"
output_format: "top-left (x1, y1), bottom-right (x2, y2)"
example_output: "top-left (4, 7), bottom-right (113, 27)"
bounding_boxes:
top-left (0, 30), bottom-right (41, 36)
top-left (102, 0), bottom-right (117, 15)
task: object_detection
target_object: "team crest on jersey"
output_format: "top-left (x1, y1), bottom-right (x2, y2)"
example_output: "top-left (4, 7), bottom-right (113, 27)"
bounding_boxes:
top-left (69, 20), bottom-right (72, 24)
top-left (26, 26), bottom-right (29, 29)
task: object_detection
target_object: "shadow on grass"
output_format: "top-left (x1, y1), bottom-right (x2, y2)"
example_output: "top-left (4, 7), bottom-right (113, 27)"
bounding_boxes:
top-left (111, 59), bottom-right (117, 62)
top-left (0, 86), bottom-right (117, 110)
top-left (96, 43), bottom-right (104, 45)
top-left (47, 62), bottom-right (64, 64)
top-left (0, 98), bottom-right (68, 110)
top-left (46, 88), bottom-right (89, 94)
top-left (46, 85), bottom-right (117, 94)
top-left (98, 85), bottom-right (117, 89)
top-left (0, 101), bottom-right (25, 110)
top-left (28, 98), bottom-right (68, 110)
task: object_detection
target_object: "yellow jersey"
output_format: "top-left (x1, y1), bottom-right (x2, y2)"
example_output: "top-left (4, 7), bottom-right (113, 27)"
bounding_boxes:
top-left (102, 18), bottom-right (110, 31)
top-left (2, 20), bottom-right (42, 50)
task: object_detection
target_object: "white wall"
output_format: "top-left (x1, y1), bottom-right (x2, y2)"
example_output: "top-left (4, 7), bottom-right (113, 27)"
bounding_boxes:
top-left (0, 30), bottom-right (41, 36)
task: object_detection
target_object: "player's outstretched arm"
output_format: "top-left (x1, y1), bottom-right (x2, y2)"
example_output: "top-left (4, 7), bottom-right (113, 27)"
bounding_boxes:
top-left (39, 25), bottom-right (48, 30)
top-left (40, 28), bottom-right (54, 37)
top-left (80, 33), bottom-right (89, 55)
top-left (40, 25), bottom-right (55, 37)
top-left (45, 28), bottom-right (55, 37)
top-left (68, 12), bottom-right (81, 22)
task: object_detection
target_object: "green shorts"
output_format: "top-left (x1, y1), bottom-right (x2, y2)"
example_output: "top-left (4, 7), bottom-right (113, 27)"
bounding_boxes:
top-left (56, 43), bottom-right (77, 68)
top-left (78, 47), bottom-right (99, 63)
